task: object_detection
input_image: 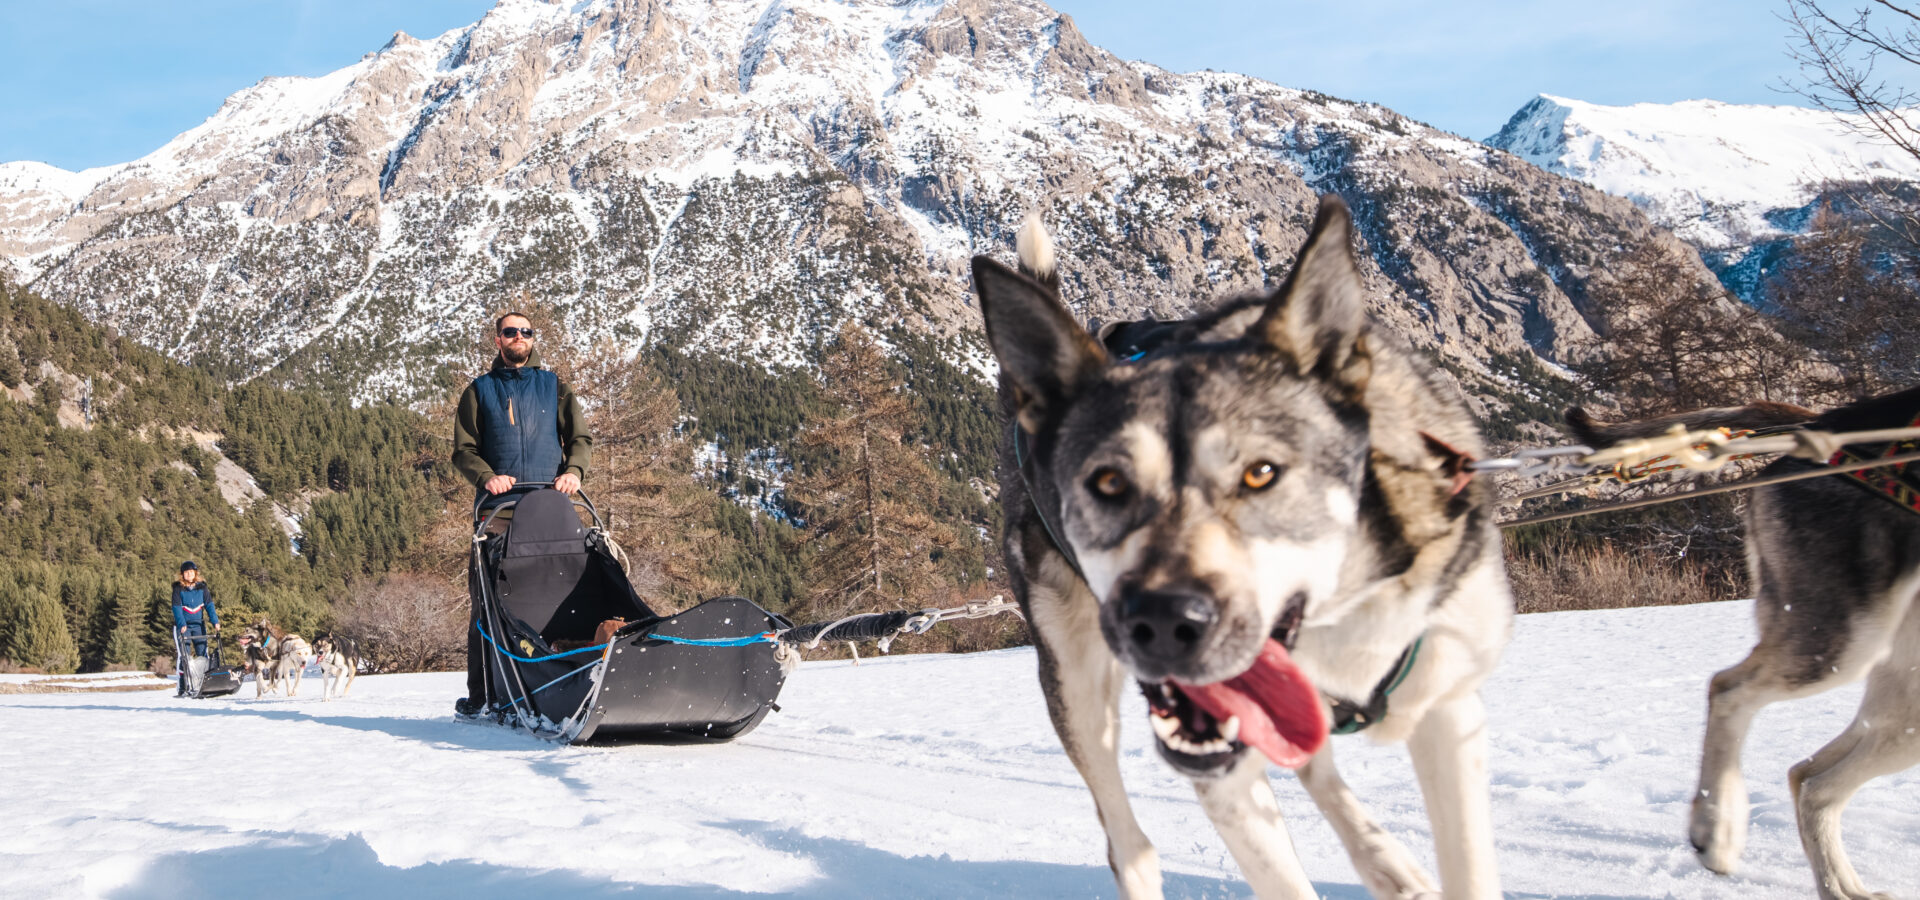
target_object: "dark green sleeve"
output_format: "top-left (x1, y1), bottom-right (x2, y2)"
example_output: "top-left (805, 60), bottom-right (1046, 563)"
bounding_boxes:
top-left (557, 379), bottom-right (593, 479)
top-left (452, 383), bottom-right (494, 487)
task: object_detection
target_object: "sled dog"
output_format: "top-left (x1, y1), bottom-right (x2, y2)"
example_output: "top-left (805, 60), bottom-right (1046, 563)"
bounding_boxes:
top-left (972, 196), bottom-right (1512, 898)
top-left (240, 621), bottom-right (313, 698)
top-left (1568, 386), bottom-right (1920, 900)
top-left (312, 634), bottom-right (360, 701)
top-left (238, 626), bottom-right (274, 696)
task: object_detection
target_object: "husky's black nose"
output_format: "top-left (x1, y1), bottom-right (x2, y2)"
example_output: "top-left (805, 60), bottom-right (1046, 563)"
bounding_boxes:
top-left (1118, 587), bottom-right (1217, 673)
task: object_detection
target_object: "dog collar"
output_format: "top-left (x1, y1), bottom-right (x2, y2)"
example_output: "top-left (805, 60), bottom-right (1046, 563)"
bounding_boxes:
top-left (1326, 633), bottom-right (1423, 736)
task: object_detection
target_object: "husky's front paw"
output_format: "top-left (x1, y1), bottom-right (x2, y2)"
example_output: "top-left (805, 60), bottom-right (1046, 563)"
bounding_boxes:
top-left (1689, 787), bottom-right (1747, 875)
top-left (1353, 840), bottom-right (1438, 899)
top-left (1110, 843), bottom-right (1162, 900)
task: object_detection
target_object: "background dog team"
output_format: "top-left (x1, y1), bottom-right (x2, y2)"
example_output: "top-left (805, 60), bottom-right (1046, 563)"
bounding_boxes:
top-left (234, 620), bottom-right (360, 701)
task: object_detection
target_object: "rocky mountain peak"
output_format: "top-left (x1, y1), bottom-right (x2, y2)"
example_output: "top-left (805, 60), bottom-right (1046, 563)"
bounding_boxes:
top-left (3, 0), bottom-right (1690, 430)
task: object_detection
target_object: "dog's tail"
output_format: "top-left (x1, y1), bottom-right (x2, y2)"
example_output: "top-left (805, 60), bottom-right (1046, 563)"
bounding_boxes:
top-left (1016, 213), bottom-right (1060, 294)
top-left (1564, 401), bottom-right (1817, 449)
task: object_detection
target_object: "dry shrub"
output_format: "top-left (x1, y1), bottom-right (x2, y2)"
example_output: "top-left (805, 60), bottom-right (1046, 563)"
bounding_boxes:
top-left (1505, 536), bottom-right (1745, 614)
top-left (335, 572), bottom-right (466, 673)
top-left (0, 657), bottom-right (43, 675)
top-left (149, 654), bottom-right (173, 677)
top-left (922, 612), bottom-right (1029, 654)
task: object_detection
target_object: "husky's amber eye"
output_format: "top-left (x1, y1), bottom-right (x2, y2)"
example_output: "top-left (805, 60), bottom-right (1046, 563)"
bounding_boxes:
top-left (1242, 461), bottom-right (1282, 491)
top-left (1088, 468), bottom-right (1130, 498)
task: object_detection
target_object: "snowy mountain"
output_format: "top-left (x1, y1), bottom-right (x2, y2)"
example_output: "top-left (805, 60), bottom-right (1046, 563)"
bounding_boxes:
top-left (1486, 95), bottom-right (1920, 292)
top-left (4, 600), bottom-right (1916, 897)
top-left (0, 0), bottom-right (1686, 409)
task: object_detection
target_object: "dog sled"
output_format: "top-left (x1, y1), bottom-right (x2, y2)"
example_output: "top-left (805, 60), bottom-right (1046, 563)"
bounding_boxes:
top-left (467, 485), bottom-right (796, 743)
top-left (173, 630), bottom-right (241, 699)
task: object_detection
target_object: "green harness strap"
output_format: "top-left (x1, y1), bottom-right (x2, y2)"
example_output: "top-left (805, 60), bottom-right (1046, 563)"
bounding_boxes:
top-left (1328, 633), bottom-right (1424, 736)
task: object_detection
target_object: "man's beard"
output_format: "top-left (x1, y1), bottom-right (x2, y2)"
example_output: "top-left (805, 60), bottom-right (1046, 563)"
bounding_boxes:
top-left (501, 342), bottom-right (531, 365)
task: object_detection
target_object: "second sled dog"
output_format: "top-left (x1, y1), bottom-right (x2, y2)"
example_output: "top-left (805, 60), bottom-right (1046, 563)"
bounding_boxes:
top-left (972, 196), bottom-right (1512, 898)
top-left (1568, 387), bottom-right (1920, 900)
top-left (312, 634), bottom-right (360, 701)
top-left (240, 621), bottom-right (313, 698)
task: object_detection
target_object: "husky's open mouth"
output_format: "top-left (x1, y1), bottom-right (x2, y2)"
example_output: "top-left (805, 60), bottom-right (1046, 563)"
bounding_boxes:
top-left (1141, 594), bottom-right (1327, 773)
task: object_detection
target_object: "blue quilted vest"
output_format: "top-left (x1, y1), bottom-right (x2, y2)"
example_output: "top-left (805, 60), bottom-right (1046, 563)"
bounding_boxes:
top-left (474, 365), bottom-right (566, 505)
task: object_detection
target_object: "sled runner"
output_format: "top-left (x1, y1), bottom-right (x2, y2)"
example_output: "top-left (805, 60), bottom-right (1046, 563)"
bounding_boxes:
top-left (174, 630), bottom-right (240, 699)
top-left (468, 486), bottom-right (795, 743)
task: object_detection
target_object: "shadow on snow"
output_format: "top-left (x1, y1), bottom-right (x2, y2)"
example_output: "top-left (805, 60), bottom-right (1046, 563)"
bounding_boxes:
top-left (105, 820), bottom-right (1274, 899)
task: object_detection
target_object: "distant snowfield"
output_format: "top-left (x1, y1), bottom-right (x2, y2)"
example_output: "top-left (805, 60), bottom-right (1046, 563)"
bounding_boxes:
top-left (3, 600), bottom-right (1915, 899)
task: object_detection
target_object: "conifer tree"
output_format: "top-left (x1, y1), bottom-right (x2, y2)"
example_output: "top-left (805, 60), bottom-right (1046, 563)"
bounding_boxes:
top-left (0, 335), bottom-right (22, 389)
top-left (4, 589), bottom-right (80, 674)
top-left (104, 580), bottom-right (153, 669)
top-left (1767, 206), bottom-right (1920, 400)
top-left (544, 330), bottom-right (730, 607)
top-left (1577, 241), bottom-right (1805, 416)
top-left (788, 323), bottom-right (957, 618)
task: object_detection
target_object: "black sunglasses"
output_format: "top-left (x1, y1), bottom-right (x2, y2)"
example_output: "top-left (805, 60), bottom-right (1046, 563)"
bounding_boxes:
top-left (498, 327), bottom-right (536, 339)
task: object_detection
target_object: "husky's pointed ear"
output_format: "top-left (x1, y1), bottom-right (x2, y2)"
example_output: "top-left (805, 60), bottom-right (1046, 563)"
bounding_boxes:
top-left (973, 254), bottom-right (1107, 432)
top-left (1258, 196), bottom-right (1371, 390)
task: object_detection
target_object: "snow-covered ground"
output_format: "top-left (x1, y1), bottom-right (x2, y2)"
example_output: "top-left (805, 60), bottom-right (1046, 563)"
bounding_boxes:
top-left (0, 671), bottom-right (170, 689)
top-left (2, 600), bottom-right (1914, 899)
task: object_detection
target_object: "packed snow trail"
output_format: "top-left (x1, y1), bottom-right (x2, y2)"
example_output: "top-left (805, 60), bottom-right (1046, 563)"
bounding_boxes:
top-left (2, 600), bottom-right (1915, 898)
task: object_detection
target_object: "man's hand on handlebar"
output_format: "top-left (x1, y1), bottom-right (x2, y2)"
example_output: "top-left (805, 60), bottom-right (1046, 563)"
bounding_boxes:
top-left (554, 472), bottom-right (581, 495)
top-left (484, 474), bottom-right (518, 495)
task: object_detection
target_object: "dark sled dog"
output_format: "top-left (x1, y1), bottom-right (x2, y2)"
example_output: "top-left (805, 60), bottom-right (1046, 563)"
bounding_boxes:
top-left (972, 197), bottom-right (1512, 898)
top-left (1568, 387), bottom-right (1920, 900)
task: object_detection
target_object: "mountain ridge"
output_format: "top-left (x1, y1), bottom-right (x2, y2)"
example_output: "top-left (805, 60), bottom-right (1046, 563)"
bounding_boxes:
top-left (2, 0), bottom-right (1686, 421)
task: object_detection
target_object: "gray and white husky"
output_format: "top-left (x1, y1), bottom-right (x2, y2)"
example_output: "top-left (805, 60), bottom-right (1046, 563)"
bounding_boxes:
top-left (972, 196), bottom-right (1512, 899)
top-left (1569, 386), bottom-right (1920, 900)
top-left (312, 634), bottom-right (360, 701)
top-left (240, 622), bottom-right (313, 698)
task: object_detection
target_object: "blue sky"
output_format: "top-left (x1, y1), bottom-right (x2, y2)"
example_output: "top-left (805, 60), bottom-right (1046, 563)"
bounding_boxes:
top-left (0, 0), bottom-right (1830, 171)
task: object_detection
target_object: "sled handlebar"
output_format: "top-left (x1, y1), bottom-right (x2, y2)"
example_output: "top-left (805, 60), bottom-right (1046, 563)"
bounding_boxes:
top-left (471, 482), bottom-right (604, 532)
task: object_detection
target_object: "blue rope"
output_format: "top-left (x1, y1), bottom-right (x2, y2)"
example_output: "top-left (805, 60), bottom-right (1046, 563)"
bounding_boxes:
top-left (647, 632), bottom-right (776, 647)
top-left (474, 622), bottom-right (611, 663)
top-left (477, 620), bottom-right (776, 658)
top-left (502, 658), bottom-right (603, 708)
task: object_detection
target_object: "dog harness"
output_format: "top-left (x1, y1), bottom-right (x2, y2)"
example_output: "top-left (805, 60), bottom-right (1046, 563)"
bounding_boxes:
top-left (1829, 410), bottom-right (1920, 516)
top-left (1326, 635), bottom-right (1423, 735)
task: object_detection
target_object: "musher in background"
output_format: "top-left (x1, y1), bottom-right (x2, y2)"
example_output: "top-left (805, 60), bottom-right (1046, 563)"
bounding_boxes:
top-left (172, 561), bottom-right (218, 696)
top-left (450, 312), bottom-right (593, 717)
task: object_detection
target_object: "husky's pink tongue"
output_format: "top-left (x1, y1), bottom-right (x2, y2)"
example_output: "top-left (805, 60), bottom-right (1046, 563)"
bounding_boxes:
top-left (1176, 638), bottom-right (1327, 768)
